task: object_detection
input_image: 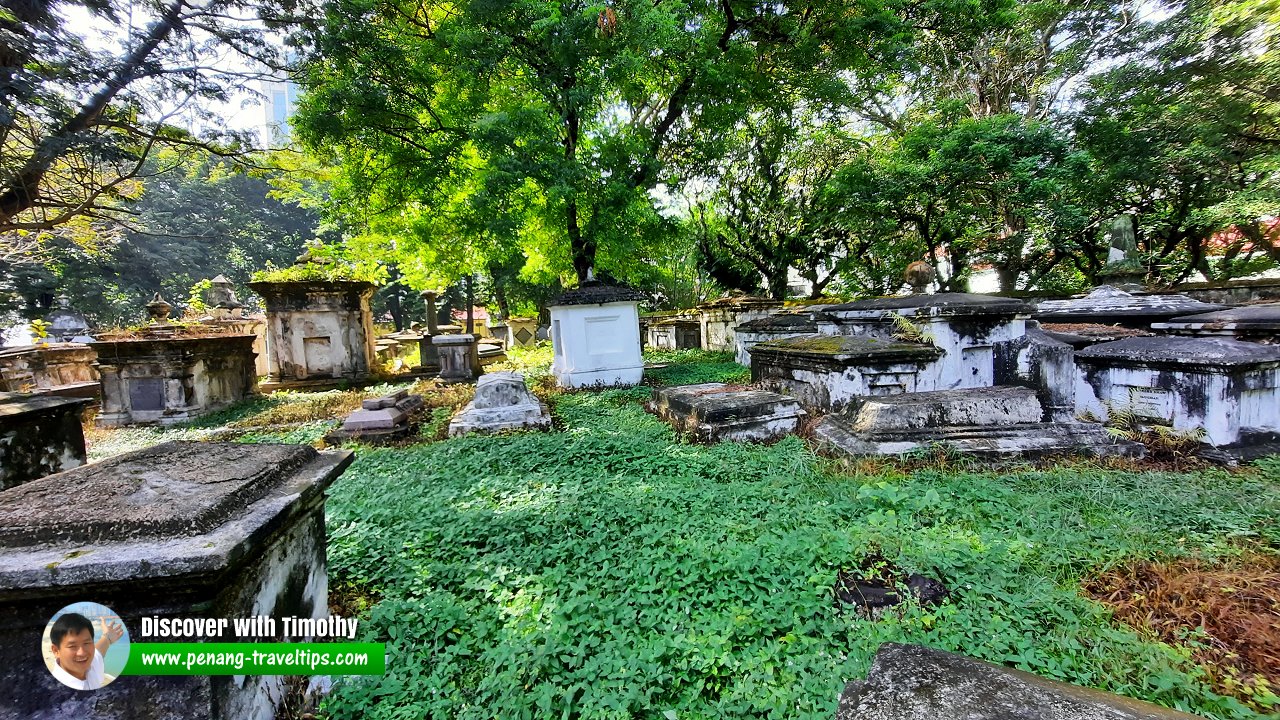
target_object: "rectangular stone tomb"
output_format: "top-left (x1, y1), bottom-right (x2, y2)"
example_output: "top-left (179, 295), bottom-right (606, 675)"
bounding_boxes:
top-left (90, 334), bottom-right (257, 427)
top-left (325, 388), bottom-right (425, 444)
top-left (1076, 336), bottom-right (1280, 454)
top-left (750, 335), bottom-right (943, 411)
top-left (839, 643), bottom-right (1203, 720)
top-left (248, 280), bottom-right (377, 390)
top-left (650, 383), bottom-right (806, 442)
top-left (814, 386), bottom-right (1141, 460)
top-left (0, 392), bottom-right (91, 490)
top-left (1151, 302), bottom-right (1280, 345)
top-left (449, 371), bottom-right (552, 436)
top-left (0, 441), bottom-right (353, 720)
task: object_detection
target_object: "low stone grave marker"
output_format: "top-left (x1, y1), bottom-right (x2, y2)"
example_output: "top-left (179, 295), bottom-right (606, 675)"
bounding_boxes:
top-left (650, 383), bottom-right (806, 442)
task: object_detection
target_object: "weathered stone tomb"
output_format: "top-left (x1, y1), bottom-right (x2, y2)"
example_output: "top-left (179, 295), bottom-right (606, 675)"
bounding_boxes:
top-left (449, 371), bottom-right (552, 436)
top-left (1034, 285), bottom-right (1226, 328)
top-left (1150, 302), bottom-right (1280, 345)
top-left (0, 393), bottom-right (91, 490)
top-left (1076, 336), bottom-right (1280, 453)
top-left (0, 441), bottom-right (353, 720)
top-left (325, 388), bottom-right (425, 444)
top-left (0, 343), bottom-right (99, 399)
top-left (650, 383), bottom-right (806, 442)
top-left (248, 280), bottom-right (377, 390)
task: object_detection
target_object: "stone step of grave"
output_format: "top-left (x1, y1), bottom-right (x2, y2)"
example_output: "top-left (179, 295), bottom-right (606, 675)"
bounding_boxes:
top-left (838, 643), bottom-right (1203, 720)
top-left (848, 386), bottom-right (1043, 432)
top-left (650, 383), bottom-right (806, 443)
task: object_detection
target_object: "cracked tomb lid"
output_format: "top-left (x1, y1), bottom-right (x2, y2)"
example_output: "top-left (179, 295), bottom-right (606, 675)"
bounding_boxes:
top-left (1034, 285), bottom-right (1227, 323)
top-left (550, 281), bottom-right (646, 306)
top-left (0, 441), bottom-right (318, 547)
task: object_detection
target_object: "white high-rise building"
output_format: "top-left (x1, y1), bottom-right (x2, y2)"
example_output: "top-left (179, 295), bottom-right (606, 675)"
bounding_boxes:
top-left (262, 77), bottom-right (300, 144)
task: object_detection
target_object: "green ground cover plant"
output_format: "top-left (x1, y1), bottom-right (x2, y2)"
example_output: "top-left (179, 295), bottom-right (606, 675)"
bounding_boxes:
top-left (320, 386), bottom-right (1280, 719)
top-left (79, 352), bottom-right (1280, 718)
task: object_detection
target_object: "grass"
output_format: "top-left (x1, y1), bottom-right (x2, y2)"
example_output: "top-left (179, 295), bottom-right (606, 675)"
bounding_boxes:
top-left (77, 350), bottom-right (1280, 719)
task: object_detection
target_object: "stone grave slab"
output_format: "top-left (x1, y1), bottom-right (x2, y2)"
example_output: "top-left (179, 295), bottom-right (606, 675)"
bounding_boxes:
top-left (1151, 302), bottom-right (1280, 344)
top-left (750, 335), bottom-right (943, 410)
top-left (326, 389), bottom-right (424, 445)
top-left (815, 386), bottom-right (1141, 460)
top-left (0, 441), bottom-right (353, 720)
top-left (449, 371), bottom-right (552, 436)
top-left (1034, 285), bottom-right (1226, 327)
top-left (0, 392), bottom-right (92, 490)
top-left (650, 383), bottom-right (806, 442)
top-left (837, 643), bottom-right (1204, 720)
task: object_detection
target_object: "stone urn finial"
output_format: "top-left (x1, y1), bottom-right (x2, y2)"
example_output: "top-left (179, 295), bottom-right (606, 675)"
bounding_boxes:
top-left (904, 261), bottom-right (936, 295)
top-left (146, 292), bottom-right (173, 323)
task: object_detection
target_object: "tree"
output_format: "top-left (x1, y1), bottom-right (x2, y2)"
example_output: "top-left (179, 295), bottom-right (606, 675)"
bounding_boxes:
top-left (0, 0), bottom-right (282, 251)
top-left (289, 0), bottom-right (922, 286)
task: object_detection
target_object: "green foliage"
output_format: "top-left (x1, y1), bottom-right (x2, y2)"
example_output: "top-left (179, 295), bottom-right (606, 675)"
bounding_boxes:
top-left (643, 349), bottom-right (750, 386)
top-left (319, 385), bottom-right (1280, 719)
top-left (251, 242), bottom-right (385, 284)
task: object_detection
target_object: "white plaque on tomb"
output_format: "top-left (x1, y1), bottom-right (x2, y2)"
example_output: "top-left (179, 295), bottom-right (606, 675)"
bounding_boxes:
top-left (1125, 387), bottom-right (1174, 421)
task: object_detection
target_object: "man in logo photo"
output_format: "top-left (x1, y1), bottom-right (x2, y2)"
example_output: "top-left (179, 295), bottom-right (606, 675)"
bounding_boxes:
top-left (47, 613), bottom-right (124, 690)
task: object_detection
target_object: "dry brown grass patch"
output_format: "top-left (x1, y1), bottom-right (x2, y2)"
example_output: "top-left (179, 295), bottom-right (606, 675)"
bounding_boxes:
top-left (1084, 553), bottom-right (1280, 711)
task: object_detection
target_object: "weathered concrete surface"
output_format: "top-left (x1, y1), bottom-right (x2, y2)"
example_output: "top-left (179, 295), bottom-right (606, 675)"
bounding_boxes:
top-left (1040, 323), bottom-right (1152, 350)
top-left (650, 383), bottom-right (806, 442)
top-left (0, 392), bottom-right (91, 489)
top-left (449, 371), bottom-right (552, 436)
top-left (1075, 336), bottom-right (1280, 450)
top-left (645, 311), bottom-right (703, 351)
top-left (750, 335), bottom-right (942, 410)
top-left (994, 327), bottom-right (1077, 421)
top-left (1034, 285), bottom-right (1226, 327)
top-left (734, 312), bottom-right (826, 366)
top-left (696, 295), bottom-right (783, 352)
top-left (849, 386), bottom-right (1042, 432)
top-left (1152, 302), bottom-right (1280, 344)
top-left (0, 441), bottom-right (353, 720)
top-left (837, 643), bottom-right (1203, 720)
top-left (815, 387), bottom-right (1141, 460)
top-left (825, 292), bottom-right (1032, 319)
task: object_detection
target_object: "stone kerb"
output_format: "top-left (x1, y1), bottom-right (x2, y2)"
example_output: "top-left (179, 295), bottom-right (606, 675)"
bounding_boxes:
top-left (0, 441), bottom-right (354, 720)
top-left (247, 280), bottom-right (377, 389)
top-left (837, 643), bottom-right (1204, 720)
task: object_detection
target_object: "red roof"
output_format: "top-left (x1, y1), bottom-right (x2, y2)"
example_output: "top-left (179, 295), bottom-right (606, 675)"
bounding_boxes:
top-left (450, 306), bottom-right (490, 321)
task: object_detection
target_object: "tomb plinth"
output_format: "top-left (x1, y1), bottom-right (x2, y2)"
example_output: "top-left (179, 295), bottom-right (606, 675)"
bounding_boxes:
top-left (1151, 302), bottom-right (1280, 345)
top-left (0, 343), bottom-right (99, 399)
top-left (549, 283), bottom-right (645, 388)
top-left (1034, 285), bottom-right (1227, 328)
top-left (433, 333), bottom-right (482, 383)
top-left (90, 333), bottom-right (257, 427)
top-left (325, 388), bottom-right (424, 444)
top-left (696, 295), bottom-right (783, 352)
top-left (449, 371), bottom-right (552, 436)
top-left (0, 441), bottom-right (354, 720)
top-left (1076, 336), bottom-right (1280, 454)
top-left (734, 312), bottom-right (828, 366)
top-left (750, 335), bottom-right (943, 410)
top-left (0, 393), bottom-right (91, 490)
top-left (248, 280), bottom-right (377, 391)
top-left (650, 383), bottom-right (806, 442)
top-left (814, 386), bottom-right (1140, 460)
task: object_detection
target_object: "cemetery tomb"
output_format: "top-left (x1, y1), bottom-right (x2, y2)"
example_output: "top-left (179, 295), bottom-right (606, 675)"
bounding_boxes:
top-left (1038, 322), bottom-right (1153, 350)
top-left (645, 311), bottom-right (703, 351)
top-left (650, 383), bottom-right (806, 442)
top-left (248, 280), bottom-right (377, 390)
top-left (821, 293), bottom-right (1033, 392)
top-left (90, 297), bottom-right (257, 427)
top-left (0, 343), bottom-right (99, 399)
top-left (198, 275), bottom-right (270, 376)
top-left (42, 296), bottom-right (94, 344)
top-left (838, 643), bottom-right (1203, 720)
top-left (434, 333), bottom-right (482, 383)
top-left (506, 316), bottom-right (539, 347)
top-left (325, 388), bottom-right (424, 444)
top-left (1033, 285), bottom-right (1227, 328)
top-left (814, 386), bottom-right (1139, 460)
top-left (549, 282), bottom-right (645, 388)
top-left (0, 392), bottom-right (91, 490)
top-left (992, 326), bottom-right (1077, 422)
top-left (750, 335), bottom-right (942, 410)
top-left (1076, 336), bottom-right (1280, 454)
top-left (0, 442), bottom-right (353, 720)
top-left (1150, 302), bottom-right (1280, 345)
top-left (449, 371), bottom-right (552, 436)
top-left (696, 295), bottom-right (783, 352)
